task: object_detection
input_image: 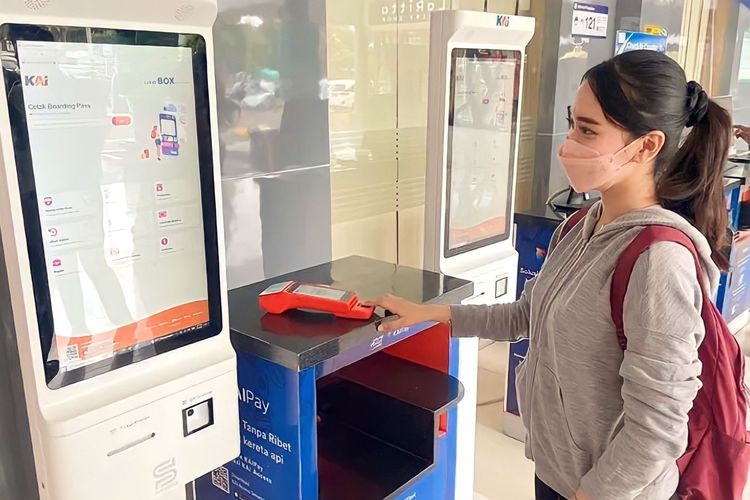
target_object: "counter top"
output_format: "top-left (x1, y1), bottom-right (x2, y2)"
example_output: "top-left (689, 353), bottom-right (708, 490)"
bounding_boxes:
top-left (228, 255), bottom-right (473, 372)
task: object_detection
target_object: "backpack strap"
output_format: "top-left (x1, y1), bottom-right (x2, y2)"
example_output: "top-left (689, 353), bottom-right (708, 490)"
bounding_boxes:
top-left (611, 225), bottom-right (706, 350)
top-left (559, 206), bottom-right (592, 242)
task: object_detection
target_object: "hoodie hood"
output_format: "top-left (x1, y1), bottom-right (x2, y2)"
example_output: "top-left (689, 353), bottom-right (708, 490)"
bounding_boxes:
top-left (580, 201), bottom-right (721, 293)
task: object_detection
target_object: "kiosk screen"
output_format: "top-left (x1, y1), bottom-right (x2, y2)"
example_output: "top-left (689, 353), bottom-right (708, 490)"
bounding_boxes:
top-left (293, 284), bottom-right (348, 301)
top-left (1, 25), bottom-right (222, 388)
top-left (444, 48), bottom-right (521, 257)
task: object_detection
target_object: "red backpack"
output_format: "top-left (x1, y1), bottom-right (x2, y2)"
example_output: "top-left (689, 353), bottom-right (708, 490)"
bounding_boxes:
top-left (562, 209), bottom-right (750, 499)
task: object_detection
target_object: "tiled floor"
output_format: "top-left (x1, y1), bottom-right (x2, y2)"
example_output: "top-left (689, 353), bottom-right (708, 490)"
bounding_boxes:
top-left (472, 331), bottom-right (750, 500)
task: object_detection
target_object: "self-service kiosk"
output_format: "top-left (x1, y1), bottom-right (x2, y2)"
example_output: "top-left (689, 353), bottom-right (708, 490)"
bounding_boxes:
top-left (193, 256), bottom-right (473, 500)
top-left (0, 1), bottom-right (238, 499)
top-left (424, 11), bottom-right (535, 497)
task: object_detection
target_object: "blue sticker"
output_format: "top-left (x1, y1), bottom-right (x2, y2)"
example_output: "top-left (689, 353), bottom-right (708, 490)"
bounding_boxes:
top-left (615, 30), bottom-right (668, 55)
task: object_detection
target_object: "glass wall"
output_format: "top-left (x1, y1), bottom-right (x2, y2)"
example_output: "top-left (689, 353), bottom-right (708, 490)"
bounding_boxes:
top-left (214, 0), bottom-right (332, 289)
top-left (213, 0), bottom-right (750, 283)
top-left (696, 0), bottom-right (750, 148)
top-left (327, 0), bottom-right (507, 268)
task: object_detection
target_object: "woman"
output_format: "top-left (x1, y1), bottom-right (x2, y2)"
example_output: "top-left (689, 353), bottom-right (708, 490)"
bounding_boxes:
top-left (368, 51), bottom-right (733, 499)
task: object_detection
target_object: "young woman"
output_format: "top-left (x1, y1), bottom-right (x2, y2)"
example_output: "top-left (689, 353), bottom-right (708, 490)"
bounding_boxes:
top-left (368, 50), bottom-right (733, 500)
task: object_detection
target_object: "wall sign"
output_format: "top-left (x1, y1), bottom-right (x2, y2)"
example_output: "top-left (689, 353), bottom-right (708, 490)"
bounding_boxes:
top-left (369, 0), bottom-right (448, 26)
top-left (615, 30), bottom-right (668, 55)
top-left (572, 2), bottom-right (609, 39)
top-left (643, 24), bottom-right (667, 36)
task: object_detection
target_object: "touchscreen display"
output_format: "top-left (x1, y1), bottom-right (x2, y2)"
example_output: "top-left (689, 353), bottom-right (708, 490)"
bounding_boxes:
top-left (3, 25), bottom-right (221, 388)
top-left (445, 48), bottom-right (521, 257)
top-left (160, 115), bottom-right (178, 137)
top-left (293, 285), bottom-right (348, 301)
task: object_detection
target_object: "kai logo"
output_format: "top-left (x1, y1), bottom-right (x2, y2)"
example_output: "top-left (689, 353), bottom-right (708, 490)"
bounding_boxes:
top-left (496, 15), bottom-right (510, 27)
top-left (24, 75), bottom-right (48, 87)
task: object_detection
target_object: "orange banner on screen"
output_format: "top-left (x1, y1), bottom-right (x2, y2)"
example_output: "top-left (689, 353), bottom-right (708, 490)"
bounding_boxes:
top-left (449, 215), bottom-right (506, 247)
top-left (56, 300), bottom-right (209, 363)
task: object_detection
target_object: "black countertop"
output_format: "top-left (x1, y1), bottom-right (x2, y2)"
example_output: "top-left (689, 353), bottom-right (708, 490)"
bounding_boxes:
top-left (228, 256), bottom-right (473, 372)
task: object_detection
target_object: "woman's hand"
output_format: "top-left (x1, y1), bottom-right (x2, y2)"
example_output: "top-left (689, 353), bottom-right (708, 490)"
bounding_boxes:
top-left (364, 294), bottom-right (451, 332)
top-left (735, 125), bottom-right (750, 145)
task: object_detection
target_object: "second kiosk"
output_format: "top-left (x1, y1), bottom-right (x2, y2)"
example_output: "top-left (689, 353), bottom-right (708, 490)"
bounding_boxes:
top-left (424, 11), bottom-right (535, 498)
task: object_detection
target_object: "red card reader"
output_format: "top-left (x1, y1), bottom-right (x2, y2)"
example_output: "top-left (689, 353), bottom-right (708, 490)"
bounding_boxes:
top-left (258, 281), bottom-right (374, 320)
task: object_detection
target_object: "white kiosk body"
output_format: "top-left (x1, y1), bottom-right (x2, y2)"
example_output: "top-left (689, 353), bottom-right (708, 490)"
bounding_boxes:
top-left (424, 11), bottom-right (534, 498)
top-left (0, 1), bottom-right (239, 499)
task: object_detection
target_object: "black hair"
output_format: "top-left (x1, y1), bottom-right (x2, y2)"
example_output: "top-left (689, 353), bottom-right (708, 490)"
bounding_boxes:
top-left (583, 50), bottom-right (732, 270)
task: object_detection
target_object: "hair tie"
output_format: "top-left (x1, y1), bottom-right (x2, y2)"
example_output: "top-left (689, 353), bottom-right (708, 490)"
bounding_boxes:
top-left (686, 81), bottom-right (708, 127)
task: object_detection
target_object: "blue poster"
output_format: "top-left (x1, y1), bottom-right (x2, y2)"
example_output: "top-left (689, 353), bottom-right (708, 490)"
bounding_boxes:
top-left (194, 352), bottom-right (317, 500)
top-left (615, 30), bottom-right (668, 55)
top-left (507, 216), bottom-right (557, 415)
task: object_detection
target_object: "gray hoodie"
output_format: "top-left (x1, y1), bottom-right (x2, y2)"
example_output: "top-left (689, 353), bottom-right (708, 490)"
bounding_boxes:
top-left (451, 203), bottom-right (720, 500)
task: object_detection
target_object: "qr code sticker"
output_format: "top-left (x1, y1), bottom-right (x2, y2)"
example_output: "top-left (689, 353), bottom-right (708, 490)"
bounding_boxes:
top-left (65, 345), bottom-right (80, 361)
top-left (211, 466), bottom-right (230, 493)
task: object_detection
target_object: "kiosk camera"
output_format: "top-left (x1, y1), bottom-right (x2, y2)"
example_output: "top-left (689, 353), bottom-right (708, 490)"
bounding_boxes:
top-left (0, 1), bottom-right (238, 499)
top-left (424, 11), bottom-right (535, 497)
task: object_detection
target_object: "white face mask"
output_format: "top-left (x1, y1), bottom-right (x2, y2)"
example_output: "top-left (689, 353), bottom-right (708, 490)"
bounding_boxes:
top-left (557, 137), bottom-right (643, 193)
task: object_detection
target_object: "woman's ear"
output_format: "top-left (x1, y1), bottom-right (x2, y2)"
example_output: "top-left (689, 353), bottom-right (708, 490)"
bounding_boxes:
top-left (635, 130), bottom-right (666, 163)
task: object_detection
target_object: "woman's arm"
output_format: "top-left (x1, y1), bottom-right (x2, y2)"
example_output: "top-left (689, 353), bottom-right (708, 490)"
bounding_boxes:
top-left (369, 219), bottom-right (568, 340)
top-left (577, 242), bottom-right (704, 499)
top-left (449, 277), bottom-right (535, 342)
top-left (368, 276), bottom-right (535, 342)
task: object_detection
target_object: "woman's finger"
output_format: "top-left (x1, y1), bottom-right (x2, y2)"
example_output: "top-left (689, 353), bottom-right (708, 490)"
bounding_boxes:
top-left (376, 316), bottom-right (407, 332)
top-left (364, 294), bottom-right (399, 309)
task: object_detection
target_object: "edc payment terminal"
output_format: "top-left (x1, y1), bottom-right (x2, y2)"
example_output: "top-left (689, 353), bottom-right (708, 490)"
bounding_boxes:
top-left (0, 1), bottom-right (238, 499)
top-left (259, 281), bottom-right (374, 319)
top-left (424, 11), bottom-right (535, 498)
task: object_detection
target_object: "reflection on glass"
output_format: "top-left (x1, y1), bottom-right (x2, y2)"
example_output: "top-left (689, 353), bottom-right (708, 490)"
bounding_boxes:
top-left (214, 0), bottom-right (332, 282)
top-left (445, 48), bottom-right (521, 258)
top-left (214, 0), bottom-right (328, 177)
top-left (740, 29), bottom-right (750, 82)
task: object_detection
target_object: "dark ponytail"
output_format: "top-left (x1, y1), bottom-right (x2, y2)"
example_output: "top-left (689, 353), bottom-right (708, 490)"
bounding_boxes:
top-left (584, 51), bottom-right (732, 270)
top-left (659, 91), bottom-right (731, 270)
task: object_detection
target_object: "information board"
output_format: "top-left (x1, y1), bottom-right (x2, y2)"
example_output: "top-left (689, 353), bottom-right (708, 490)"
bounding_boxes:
top-left (571, 2), bottom-right (609, 39)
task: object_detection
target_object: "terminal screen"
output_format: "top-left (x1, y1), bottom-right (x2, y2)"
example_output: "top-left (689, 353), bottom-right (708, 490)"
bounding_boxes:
top-left (444, 48), bottom-right (521, 257)
top-left (2, 25), bottom-right (222, 388)
top-left (293, 284), bottom-right (348, 301)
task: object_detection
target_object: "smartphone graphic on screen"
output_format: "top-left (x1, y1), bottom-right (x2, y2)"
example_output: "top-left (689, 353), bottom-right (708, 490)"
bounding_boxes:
top-left (159, 113), bottom-right (179, 156)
